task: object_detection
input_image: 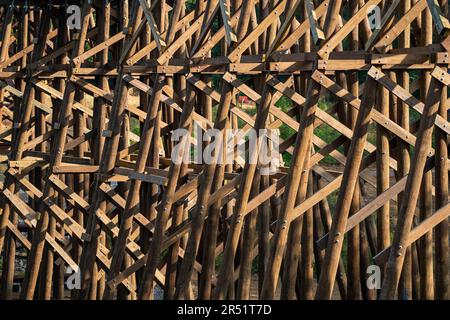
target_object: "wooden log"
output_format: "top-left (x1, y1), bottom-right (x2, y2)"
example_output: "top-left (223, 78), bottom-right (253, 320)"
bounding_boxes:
top-left (380, 70), bottom-right (445, 300)
top-left (315, 74), bottom-right (378, 300)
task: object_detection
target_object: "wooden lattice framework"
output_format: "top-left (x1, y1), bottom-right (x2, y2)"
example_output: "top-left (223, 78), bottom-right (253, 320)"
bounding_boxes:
top-left (0, 0), bottom-right (448, 300)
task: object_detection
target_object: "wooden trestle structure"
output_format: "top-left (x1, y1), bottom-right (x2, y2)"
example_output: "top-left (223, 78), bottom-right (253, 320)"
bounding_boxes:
top-left (0, 0), bottom-right (448, 300)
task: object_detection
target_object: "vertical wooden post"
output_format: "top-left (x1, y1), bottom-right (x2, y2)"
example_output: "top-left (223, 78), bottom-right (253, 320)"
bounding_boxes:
top-left (78, 2), bottom-right (143, 299)
top-left (418, 5), bottom-right (434, 300)
top-left (380, 74), bottom-right (444, 300)
top-left (434, 71), bottom-right (449, 301)
top-left (315, 74), bottom-right (378, 300)
top-left (174, 0), bottom-right (254, 300)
